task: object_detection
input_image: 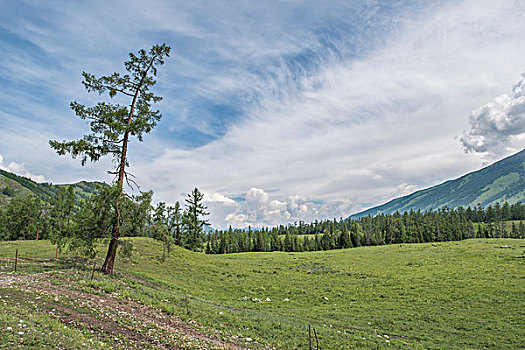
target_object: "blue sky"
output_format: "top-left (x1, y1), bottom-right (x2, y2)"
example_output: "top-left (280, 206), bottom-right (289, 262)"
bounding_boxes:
top-left (1, 0), bottom-right (525, 228)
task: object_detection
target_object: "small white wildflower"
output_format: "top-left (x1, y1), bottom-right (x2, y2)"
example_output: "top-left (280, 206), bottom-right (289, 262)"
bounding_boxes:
top-left (385, 339), bottom-right (390, 343)
top-left (242, 296), bottom-right (248, 300)
top-left (283, 298), bottom-right (289, 302)
top-left (6, 327), bottom-right (12, 330)
top-left (18, 331), bottom-right (24, 335)
top-left (265, 298), bottom-right (271, 302)
top-left (384, 335), bottom-right (389, 338)
top-left (377, 334), bottom-right (382, 338)
top-left (323, 296), bottom-right (329, 301)
top-left (246, 337), bottom-right (252, 342)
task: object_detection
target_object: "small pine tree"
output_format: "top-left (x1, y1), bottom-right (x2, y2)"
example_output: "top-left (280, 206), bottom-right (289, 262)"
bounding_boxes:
top-left (183, 188), bottom-right (210, 251)
top-left (340, 223), bottom-right (352, 249)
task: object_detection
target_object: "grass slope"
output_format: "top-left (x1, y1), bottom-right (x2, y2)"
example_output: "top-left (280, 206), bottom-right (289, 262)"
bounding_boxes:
top-left (0, 169), bottom-right (104, 206)
top-left (353, 149), bottom-right (525, 218)
top-left (1, 238), bottom-right (524, 349)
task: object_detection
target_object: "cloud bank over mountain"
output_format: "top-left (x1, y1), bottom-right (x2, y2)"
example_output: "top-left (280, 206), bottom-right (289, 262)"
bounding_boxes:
top-left (0, 155), bottom-right (46, 183)
top-left (461, 74), bottom-right (525, 159)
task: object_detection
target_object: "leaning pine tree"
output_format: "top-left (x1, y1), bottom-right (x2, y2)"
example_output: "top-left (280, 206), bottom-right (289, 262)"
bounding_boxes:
top-left (50, 44), bottom-right (171, 274)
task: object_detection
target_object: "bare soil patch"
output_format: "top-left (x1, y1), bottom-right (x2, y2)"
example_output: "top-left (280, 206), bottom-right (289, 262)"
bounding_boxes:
top-left (0, 272), bottom-right (247, 349)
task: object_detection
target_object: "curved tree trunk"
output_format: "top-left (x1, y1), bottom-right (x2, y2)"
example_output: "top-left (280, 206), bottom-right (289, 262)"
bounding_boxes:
top-left (100, 56), bottom-right (157, 275)
top-left (101, 201), bottom-right (121, 274)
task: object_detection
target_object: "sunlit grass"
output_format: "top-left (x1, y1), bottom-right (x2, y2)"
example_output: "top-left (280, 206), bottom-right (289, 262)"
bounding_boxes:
top-left (1, 238), bottom-right (524, 349)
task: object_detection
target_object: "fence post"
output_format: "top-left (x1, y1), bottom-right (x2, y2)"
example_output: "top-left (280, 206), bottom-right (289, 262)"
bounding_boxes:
top-left (309, 324), bottom-right (312, 350)
top-left (14, 249), bottom-right (18, 273)
top-left (314, 327), bottom-right (319, 350)
top-left (53, 246), bottom-right (58, 274)
top-left (91, 260), bottom-right (96, 281)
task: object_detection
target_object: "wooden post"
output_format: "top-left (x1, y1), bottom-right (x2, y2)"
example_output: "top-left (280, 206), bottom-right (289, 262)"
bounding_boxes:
top-left (14, 249), bottom-right (18, 273)
top-left (53, 247), bottom-right (58, 274)
top-left (314, 328), bottom-right (319, 350)
top-left (309, 324), bottom-right (312, 350)
top-left (91, 260), bottom-right (96, 281)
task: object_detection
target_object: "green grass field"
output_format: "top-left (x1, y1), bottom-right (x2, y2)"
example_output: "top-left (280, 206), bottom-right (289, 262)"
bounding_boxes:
top-left (1, 238), bottom-right (524, 349)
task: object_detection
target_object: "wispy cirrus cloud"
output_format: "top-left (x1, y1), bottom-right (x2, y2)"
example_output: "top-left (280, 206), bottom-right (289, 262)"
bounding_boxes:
top-left (1, 0), bottom-right (525, 228)
top-left (134, 0), bottom-right (525, 228)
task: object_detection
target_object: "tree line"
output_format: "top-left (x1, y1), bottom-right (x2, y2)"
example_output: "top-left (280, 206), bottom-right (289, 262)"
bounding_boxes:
top-left (0, 186), bottom-right (210, 256)
top-left (1, 186), bottom-right (524, 257)
top-left (204, 203), bottom-right (525, 254)
top-left (2, 42), bottom-right (525, 271)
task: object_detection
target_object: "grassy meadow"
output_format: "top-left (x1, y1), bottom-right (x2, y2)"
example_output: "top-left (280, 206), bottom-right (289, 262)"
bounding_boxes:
top-left (0, 238), bottom-right (524, 349)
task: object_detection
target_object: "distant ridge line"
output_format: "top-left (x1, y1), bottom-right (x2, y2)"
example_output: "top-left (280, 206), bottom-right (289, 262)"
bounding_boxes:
top-left (351, 149), bottom-right (525, 218)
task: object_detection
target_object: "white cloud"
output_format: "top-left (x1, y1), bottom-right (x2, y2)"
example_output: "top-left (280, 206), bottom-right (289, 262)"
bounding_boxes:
top-left (133, 0), bottom-right (525, 228)
top-left (395, 183), bottom-right (418, 197)
top-left (461, 74), bottom-right (525, 159)
top-left (203, 191), bottom-right (237, 205)
top-left (0, 154), bottom-right (46, 183)
top-left (205, 188), bottom-right (360, 229)
top-left (2, 1), bottom-right (525, 228)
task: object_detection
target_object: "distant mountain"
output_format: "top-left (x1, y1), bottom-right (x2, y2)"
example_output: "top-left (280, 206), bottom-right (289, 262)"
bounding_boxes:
top-left (352, 149), bottom-right (525, 218)
top-left (0, 169), bottom-right (105, 206)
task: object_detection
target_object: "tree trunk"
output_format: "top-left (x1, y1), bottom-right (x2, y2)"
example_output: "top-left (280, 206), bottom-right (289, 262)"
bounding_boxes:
top-left (102, 233), bottom-right (119, 274)
top-left (102, 186), bottom-right (123, 274)
top-left (100, 57), bottom-right (156, 275)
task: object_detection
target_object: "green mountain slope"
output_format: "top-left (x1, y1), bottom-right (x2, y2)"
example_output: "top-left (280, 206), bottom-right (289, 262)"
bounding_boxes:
top-left (0, 169), bottom-right (104, 206)
top-left (353, 149), bottom-right (525, 218)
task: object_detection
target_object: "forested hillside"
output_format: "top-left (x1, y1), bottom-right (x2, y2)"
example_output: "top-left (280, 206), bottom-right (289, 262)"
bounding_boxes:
top-left (352, 149), bottom-right (525, 218)
top-left (0, 169), bottom-right (104, 206)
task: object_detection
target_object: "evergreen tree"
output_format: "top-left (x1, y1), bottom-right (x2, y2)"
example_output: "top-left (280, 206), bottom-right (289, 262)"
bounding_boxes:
top-left (256, 231), bottom-right (264, 252)
top-left (340, 223), bottom-right (352, 248)
top-left (511, 222), bottom-right (517, 238)
top-left (184, 188), bottom-right (209, 251)
top-left (48, 186), bottom-right (76, 242)
top-left (0, 196), bottom-right (42, 241)
top-left (150, 202), bottom-right (172, 259)
top-left (284, 231), bottom-right (292, 252)
top-left (169, 202), bottom-right (183, 246)
top-left (303, 236), bottom-right (310, 251)
top-left (49, 44), bottom-right (171, 274)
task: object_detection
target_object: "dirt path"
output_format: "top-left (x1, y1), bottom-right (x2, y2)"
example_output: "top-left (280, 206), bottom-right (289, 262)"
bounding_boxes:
top-left (0, 272), bottom-right (248, 349)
